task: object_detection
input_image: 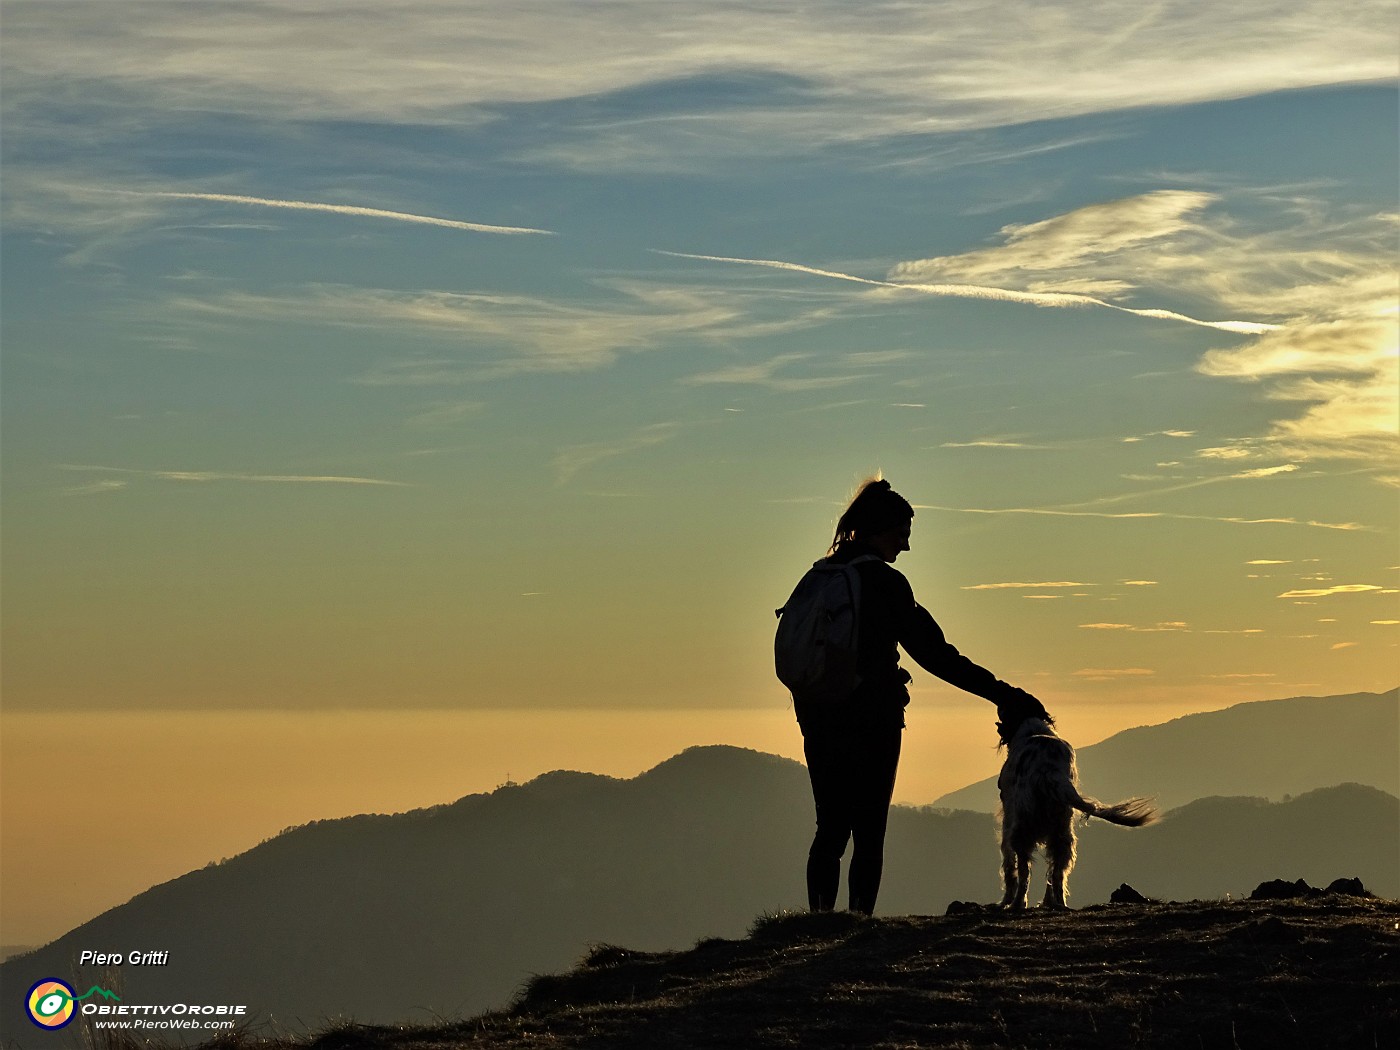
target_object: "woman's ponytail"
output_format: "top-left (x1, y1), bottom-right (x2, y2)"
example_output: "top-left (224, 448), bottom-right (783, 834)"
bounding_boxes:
top-left (830, 476), bottom-right (914, 555)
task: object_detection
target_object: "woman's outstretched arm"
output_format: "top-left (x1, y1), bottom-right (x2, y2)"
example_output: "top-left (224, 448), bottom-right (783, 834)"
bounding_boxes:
top-left (899, 602), bottom-right (1034, 705)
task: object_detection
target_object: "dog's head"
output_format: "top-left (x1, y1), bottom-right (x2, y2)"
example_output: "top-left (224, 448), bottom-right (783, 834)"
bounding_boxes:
top-left (995, 691), bottom-right (1055, 747)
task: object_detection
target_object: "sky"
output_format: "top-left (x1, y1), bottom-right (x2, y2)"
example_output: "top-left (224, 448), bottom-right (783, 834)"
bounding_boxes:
top-left (2, 0), bottom-right (1397, 947)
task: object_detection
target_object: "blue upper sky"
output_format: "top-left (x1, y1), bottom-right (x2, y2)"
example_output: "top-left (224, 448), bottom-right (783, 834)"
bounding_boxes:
top-left (2, 1), bottom-right (1397, 715)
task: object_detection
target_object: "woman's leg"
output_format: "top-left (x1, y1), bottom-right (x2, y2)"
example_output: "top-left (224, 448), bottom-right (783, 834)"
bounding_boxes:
top-left (803, 729), bottom-right (852, 911)
top-left (846, 726), bottom-right (902, 915)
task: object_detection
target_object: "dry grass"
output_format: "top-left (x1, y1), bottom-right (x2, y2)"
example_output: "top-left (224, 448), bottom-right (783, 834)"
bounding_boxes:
top-left (100, 897), bottom-right (1399, 1050)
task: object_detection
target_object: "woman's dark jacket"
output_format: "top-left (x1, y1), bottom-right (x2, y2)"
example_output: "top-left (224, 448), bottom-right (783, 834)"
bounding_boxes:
top-left (795, 542), bottom-right (1025, 731)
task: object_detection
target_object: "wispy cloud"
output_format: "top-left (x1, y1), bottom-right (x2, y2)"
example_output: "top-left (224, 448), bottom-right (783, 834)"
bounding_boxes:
top-left (170, 280), bottom-right (833, 380)
top-left (918, 503), bottom-right (1368, 531)
top-left (404, 400), bottom-right (486, 430)
top-left (940, 439), bottom-right (1051, 450)
top-left (1080, 622), bottom-right (1190, 632)
top-left (4, 2), bottom-right (1392, 167)
top-left (1073, 668), bottom-right (1156, 679)
top-left (61, 479), bottom-right (130, 497)
top-left (61, 465), bottom-right (409, 488)
top-left (680, 353), bottom-right (871, 392)
top-left (1123, 429), bottom-right (1197, 443)
top-left (962, 581), bottom-right (1094, 590)
top-left (1049, 460), bottom-right (1308, 513)
top-left (553, 423), bottom-right (682, 484)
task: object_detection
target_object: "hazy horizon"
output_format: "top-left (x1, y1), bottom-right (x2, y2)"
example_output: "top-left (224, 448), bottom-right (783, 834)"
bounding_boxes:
top-left (2, 0), bottom-right (1396, 957)
top-left (4, 689), bottom-right (1395, 948)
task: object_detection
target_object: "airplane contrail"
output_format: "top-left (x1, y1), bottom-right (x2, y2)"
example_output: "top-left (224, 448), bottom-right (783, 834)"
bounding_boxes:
top-left (652, 249), bottom-right (1276, 335)
top-left (130, 190), bottom-right (554, 236)
top-left (62, 465), bottom-right (411, 486)
top-left (916, 503), bottom-right (1365, 531)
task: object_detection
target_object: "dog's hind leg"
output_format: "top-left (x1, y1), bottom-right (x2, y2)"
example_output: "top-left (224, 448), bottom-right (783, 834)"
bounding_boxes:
top-left (1042, 831), bottom-right (1074, 910)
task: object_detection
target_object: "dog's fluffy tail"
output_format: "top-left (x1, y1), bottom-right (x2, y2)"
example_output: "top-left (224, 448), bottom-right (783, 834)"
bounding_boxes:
top-left (1071, 794), bottom-right (1159, 827)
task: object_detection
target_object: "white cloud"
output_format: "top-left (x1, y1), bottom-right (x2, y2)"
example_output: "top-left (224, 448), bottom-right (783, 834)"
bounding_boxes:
top-left (889, 191), bottom-right (1216, 286)
top-left (1193, 263), bottom-right (1398, 463)
top-left (1197, 446), bottom-right (1256, 460)
top-left (884, 192), bottom-right (1397, 466)
top-left (1277, 583), bottom-right (1384, 598)
top-left (1231, 464), bottom-right (1300, 479)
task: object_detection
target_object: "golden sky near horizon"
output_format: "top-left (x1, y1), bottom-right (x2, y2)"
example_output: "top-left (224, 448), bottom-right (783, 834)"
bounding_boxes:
top-left (2, 0), bottom-right (1397, 950)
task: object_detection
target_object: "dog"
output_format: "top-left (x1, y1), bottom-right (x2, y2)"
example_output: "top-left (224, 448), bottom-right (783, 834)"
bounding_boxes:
top-left (995, 708), bottom-right (1157, 910)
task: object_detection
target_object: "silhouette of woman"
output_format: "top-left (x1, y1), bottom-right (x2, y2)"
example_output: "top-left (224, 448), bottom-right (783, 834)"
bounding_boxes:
top-left (795, 477), bottom-right (1048, 915)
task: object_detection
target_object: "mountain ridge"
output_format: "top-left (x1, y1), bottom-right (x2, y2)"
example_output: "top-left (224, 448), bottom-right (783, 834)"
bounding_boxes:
top-left (2, 689), bottom-right (1395, 1043)
top-left (931, 687), bottom-right (1398, 811)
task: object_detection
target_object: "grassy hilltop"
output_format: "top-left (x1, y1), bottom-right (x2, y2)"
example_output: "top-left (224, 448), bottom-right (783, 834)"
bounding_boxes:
top-left (168, 895), bottom-right (1397, 1050)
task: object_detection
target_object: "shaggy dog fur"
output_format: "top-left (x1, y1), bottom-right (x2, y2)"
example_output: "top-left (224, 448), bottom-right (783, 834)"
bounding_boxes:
top-left (996, 713), bottom-right (1158, 909)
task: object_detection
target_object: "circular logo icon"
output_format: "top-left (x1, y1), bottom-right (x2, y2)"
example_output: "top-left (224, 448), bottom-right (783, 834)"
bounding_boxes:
top-left (26, 979), bottom-right (77, 1030)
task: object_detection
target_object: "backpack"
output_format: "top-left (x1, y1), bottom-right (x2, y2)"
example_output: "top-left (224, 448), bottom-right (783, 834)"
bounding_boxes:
top-left (774, 555), bottom-right (879, 703)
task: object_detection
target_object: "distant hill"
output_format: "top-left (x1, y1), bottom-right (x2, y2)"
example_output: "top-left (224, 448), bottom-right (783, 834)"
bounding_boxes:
top-left (2, 743), bottom-right (1395, 1043)
top-left (932, 688), bottom-right (1398, 812)
top-left (256, 897), bottom-right (1400, 1050)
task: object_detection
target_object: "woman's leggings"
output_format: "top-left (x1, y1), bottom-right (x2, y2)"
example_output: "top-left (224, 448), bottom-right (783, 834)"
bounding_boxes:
top-left (802, 723), bottom-right (902, 915)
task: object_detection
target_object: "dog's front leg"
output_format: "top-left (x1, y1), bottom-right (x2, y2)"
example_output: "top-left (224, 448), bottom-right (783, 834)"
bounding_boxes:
top-left (1013, 851), bottom-right (1031, 909)
top-left (998, 837), bottom-right (1018, 908)
top-left (1001, 844), bottom-right (1030, 910)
